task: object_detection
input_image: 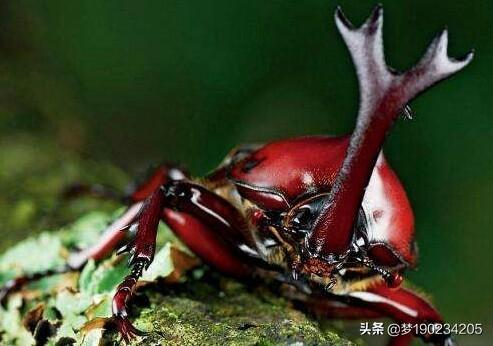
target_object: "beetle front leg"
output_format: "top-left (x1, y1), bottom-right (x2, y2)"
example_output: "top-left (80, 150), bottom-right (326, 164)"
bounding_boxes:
top-left (111, 181), bottom-right (260, 341)
top-left (110, 189), bottom-right (164, 342)
top-left (303, 283), bottom-right (453, 346)
top-left (67, 163), bottom-right (188, 268)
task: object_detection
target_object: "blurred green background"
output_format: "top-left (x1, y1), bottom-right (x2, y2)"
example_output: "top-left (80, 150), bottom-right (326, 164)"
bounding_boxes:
top-left (0, 0), bottom-right (491, 344)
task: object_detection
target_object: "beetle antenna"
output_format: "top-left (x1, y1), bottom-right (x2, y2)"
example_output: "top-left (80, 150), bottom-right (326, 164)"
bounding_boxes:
top-left (363, 259), bottom-right (391, 280)
top-left (358, 257), bottom-right (403, 288)
top-left (307, 5), bottom-right (473, 257)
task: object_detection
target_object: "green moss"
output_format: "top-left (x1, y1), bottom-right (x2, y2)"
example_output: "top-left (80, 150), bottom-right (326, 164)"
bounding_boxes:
top-left (117, 278), bottom-right (352, 346)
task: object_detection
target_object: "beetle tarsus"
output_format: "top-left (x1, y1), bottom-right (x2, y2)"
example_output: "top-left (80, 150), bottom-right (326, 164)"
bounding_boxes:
top-left (112, 259), bottom-right (149, 343)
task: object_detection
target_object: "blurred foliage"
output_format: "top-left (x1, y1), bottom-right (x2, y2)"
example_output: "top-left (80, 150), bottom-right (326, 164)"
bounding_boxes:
top-left (0, 0), bottom-right (491, 344)
top-left (0, 134), bottom-right (127, 246)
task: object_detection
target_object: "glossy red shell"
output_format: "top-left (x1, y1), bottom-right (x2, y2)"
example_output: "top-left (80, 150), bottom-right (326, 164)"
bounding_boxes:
top-left (228, 136), bottom-right (416, 266)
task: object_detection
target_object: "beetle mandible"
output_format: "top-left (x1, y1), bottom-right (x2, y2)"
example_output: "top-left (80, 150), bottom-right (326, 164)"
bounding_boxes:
top-left (1, 5), bottom-right (473, 346)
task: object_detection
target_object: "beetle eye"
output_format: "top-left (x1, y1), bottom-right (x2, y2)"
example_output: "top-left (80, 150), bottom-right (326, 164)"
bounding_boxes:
top-left (287, 194), bottom-right (327, 232)
top-left (292, 207), bottom-right (312, 227)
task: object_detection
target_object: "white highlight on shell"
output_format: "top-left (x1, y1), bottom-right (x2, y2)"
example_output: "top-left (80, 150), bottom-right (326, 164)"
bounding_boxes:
top-left (348, 291), bottom-right (418, 318)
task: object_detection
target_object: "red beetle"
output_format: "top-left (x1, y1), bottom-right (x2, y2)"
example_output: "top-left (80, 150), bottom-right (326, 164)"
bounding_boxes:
top-left (1, 6), bottom-right (473, 345)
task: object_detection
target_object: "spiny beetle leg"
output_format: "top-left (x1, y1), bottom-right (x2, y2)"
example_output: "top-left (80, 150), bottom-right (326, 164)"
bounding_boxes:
top-left (63, 163), bottom-right (187, 269)
top-left (67, 163), bottom-right (187, 268)
top-left (67, 202), bottom-right (143, 268)
top-left (111, 189), bottom-right (165, 340)
top-left (111, 180), bottom-right (261, 340)
top-left (112, 259), bottom-right (149, 342)
top-left (116, 189), bottom-right (164, 267)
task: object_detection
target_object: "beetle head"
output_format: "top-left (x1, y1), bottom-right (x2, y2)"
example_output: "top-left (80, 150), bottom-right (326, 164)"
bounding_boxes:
top-left (278, 194), bottom-right (404, 291)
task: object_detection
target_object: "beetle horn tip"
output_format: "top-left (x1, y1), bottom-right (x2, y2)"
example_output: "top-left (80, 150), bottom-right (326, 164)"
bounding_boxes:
top-left (420, 28), bottom-right (474, 78)
top-left (367, 4), bottom-right (384, 25)
top-left (335, 4), bottom-right (384, 33)
top-left (334, 6), bottom-right (353, 31)
top-left (460, 49), bottom-right (475, 65)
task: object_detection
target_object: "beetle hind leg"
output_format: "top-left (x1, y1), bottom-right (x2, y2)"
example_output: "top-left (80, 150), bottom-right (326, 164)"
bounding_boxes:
top-left (298, 282), bottom-right (455, 346)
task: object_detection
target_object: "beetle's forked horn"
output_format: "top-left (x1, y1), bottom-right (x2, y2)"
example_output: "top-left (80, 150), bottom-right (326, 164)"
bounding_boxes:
top-left (307, 5), bottom-right (473, 257)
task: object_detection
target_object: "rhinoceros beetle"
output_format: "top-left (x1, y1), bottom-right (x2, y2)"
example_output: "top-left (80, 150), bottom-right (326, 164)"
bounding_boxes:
top-left (1, 5), bottom-right (473, 346)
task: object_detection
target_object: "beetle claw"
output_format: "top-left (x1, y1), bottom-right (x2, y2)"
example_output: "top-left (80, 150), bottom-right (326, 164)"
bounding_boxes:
top-left (113, 315), bottom-right (147, 343)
